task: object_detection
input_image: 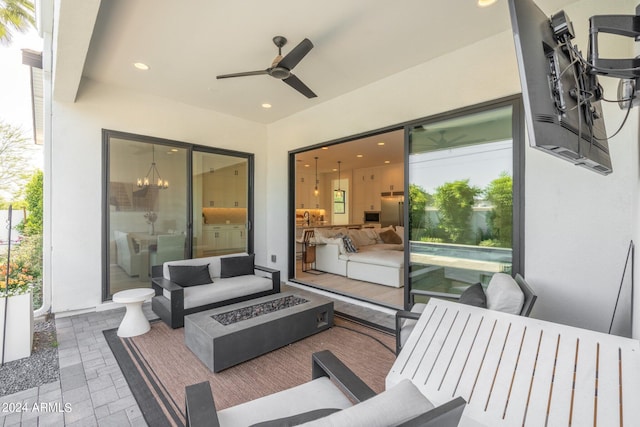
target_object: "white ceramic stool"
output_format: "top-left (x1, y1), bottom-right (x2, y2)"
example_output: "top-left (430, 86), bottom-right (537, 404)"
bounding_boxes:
top-left (113, 288), bottom-right (155, 337)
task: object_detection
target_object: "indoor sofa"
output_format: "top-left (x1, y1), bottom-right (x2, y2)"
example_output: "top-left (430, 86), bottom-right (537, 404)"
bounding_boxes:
top-left (314, 226), bottom-right (405, 288)
top-left (151, 253), bottom-right (280, 328)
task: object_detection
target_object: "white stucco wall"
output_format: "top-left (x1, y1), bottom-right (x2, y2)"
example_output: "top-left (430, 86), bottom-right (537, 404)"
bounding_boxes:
top-left (49, 81), bottom-right (268, 313)
top-left (48, 0), bottom-right (640, 334)
top-left (267, 0), bottom-right (639, 333)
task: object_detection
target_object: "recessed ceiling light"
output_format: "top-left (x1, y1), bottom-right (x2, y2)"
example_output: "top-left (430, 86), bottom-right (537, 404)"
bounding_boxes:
top-left (171, 148), bottom-right (178, 152)
top-left (321, 147), bottom-right (329, 150)
top-left (332, 168), bottom-right (337, 172)
top-left (384, 160), bottom-right (390, 164)
top-left (477, 0), bottom-right (497, 7)
top-left (305, 164), bottom-right (310, 167)
top-left (357, 154), bottom-right (363, 158)
top-left (262, 103), bottom-right (272, 109)
top-left (133, 62), bottom-right (149, 70)
top-left (377, 142), bottom-right (385, 146)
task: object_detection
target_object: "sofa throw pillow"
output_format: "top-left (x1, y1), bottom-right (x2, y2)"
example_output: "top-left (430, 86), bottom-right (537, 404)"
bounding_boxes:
top-left (459, 283), bottom-right (487, 308)
top-left (220, 254), bottom-right (255, 278)
top-left (342, 235), bottom-right (358, 253)
top-left (250, 408), bottom-right (341, 427)
top-left (379, 229), bottom-right (402, 244)
top-left (168, 264), bottom-right (212, 287)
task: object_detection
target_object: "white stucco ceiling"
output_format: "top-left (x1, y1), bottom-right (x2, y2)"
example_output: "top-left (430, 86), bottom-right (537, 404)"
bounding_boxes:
top-left (59, 0), bottom-right (579, 124)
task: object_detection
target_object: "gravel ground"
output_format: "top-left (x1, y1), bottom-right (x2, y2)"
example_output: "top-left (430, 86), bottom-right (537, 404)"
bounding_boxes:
top-left (0, 317), bottom-right (59, 396)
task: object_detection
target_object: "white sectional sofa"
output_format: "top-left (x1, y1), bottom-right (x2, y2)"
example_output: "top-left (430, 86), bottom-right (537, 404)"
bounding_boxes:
top-left (314, 227), bottom-right (405, 288)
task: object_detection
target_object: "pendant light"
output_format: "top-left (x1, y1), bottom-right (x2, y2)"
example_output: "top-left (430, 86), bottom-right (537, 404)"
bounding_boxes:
top-left (137, 145), bottom-right (168, 189)
top-left (334, 161), bottom-right (342, 199)
top-left (313, 157), bottom-right (319, 196)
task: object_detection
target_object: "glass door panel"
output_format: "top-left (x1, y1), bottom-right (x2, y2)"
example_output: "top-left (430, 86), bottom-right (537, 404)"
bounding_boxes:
top-left (107, 137), bottom-right (188, 298)
top-left (192, 151), bottom-right (249, 257)
top-left (408, 105), bottom-right (514, 301)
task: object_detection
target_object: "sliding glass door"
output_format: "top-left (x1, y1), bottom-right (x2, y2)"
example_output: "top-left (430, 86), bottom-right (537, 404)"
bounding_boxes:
top-left (407, 100), bottom-right (522, 302)
top-left (192, 150), bottom-right (250, 257)
top-left (104, 131), bottom-right (253, 300)
top-left (105, 134), bottom-right (188, 298)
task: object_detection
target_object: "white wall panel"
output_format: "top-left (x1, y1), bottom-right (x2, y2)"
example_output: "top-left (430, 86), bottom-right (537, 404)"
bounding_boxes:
top-left (50, 81), bottom-right (267, 313)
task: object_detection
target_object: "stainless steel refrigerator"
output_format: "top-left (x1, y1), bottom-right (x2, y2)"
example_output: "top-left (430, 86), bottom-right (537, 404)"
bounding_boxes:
top-left (380, 196), bottom-right (404, 227)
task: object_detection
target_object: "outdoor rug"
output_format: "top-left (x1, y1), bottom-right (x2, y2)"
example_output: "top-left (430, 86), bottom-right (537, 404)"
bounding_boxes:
top-left (104, 316), bottom-right (396, 427)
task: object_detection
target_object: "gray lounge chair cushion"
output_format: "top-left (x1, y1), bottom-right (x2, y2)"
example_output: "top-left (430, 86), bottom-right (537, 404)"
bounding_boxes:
top-left (301, 379), bottom-right (434, 427)
top-left (250, 409), bottom-right (341, 426)
top-left (217, 377), bottom-right (352, 427)
top-left (459, 283), bottom-right (487, 308)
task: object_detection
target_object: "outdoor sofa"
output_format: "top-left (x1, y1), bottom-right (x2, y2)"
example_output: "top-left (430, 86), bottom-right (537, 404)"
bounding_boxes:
top-left (151, 253), bottom-right (280, 328)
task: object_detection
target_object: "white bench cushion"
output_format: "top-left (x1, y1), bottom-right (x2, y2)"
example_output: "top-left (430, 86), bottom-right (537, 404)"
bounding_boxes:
top-left (163, 275), bottom-right (273, 309)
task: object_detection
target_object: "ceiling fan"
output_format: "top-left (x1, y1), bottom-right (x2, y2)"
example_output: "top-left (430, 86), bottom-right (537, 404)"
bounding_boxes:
top-left (427, 130), bottom-right (468, 146)
top-left (216, 36), bottom-right (317, 98)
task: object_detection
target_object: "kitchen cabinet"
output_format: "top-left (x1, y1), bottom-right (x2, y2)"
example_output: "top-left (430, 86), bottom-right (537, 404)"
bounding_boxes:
top-left (354, 166), bottom-right (381, 212)
top-left (202, 162), bottom-right (248, 208)
top-left (381, 163), bottom-right (404, 194)
top-left (202, 224), bottom-right (247, 255)
top-left (295, 171), bottom-right (321, 209)
top-left (228, 225), bottom-right (246, 249)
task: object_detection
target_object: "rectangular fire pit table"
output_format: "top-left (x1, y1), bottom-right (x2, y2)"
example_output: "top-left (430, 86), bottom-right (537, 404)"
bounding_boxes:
top-left (185, 292), bottom-right (334, 372)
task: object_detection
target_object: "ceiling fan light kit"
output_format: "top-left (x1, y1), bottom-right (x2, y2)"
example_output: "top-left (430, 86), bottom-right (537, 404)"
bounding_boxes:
top-left (216, 36), bottom-right (317, 98)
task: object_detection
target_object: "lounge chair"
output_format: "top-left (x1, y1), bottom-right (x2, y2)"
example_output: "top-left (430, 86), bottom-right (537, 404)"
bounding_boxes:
top-left (185, 350), bottom-right (466, 427)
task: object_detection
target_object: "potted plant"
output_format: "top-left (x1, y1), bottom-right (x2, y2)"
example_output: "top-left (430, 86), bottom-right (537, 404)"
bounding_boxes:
top-left (0, 259), bottom-right (34, 364)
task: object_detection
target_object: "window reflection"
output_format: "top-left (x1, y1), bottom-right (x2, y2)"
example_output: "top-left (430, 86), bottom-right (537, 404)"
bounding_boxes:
top-left (107, 137), bottom-right (188, 298)
top-left (409, 106), bottom-right (514, 298)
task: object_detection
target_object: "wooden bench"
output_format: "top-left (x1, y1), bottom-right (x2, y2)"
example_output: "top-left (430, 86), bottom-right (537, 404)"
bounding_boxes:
top-left (388, 299), bottom-right (640, 426)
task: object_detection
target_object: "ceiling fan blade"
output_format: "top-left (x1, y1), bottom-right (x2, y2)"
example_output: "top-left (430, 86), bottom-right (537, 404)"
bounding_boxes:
top-left (283, 74), bottom-right (317, 98)
top-left (448, 134), bottom-right (467, 144)
top-left (277, 38), bottom-right (313, 71)
top-left (216, 69), bottom-right (269, 79)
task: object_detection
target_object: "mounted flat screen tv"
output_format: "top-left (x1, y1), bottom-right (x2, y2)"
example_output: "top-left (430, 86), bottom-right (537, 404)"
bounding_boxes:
top-left (508, 0), bottom-right (612, 175)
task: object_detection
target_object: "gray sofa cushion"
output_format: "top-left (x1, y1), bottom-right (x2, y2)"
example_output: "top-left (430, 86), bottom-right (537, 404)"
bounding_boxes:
top-left (168, 264), bottom-right (212, 287)
top-left (221, 254), bottom-right (255, 278)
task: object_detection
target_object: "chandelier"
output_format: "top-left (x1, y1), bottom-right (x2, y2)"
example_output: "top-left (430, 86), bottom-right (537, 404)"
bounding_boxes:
top-left (137, 145), bottom-right (168, 189)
